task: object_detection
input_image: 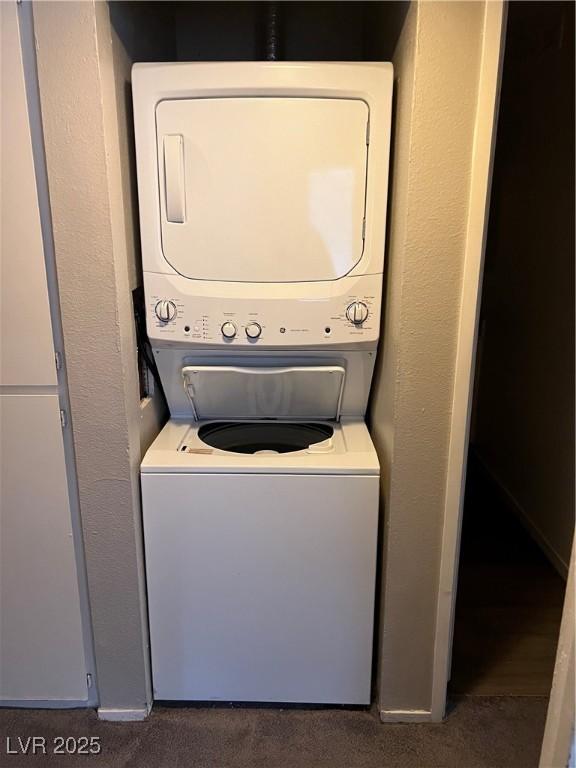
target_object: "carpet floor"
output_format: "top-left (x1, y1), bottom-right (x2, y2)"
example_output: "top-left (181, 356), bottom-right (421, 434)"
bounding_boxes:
top-left (0, 696), bottom-right (547, 768)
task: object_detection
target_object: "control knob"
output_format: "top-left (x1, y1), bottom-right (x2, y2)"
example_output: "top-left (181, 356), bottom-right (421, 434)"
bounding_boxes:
top-left (346, 301), bottom-right (369, 325)
top-left (155, 299), bottom-right (177, 323)
top-left (245, 322), bottom-right (262, 339)
top-left (221, 321), bottom-right (237, 339)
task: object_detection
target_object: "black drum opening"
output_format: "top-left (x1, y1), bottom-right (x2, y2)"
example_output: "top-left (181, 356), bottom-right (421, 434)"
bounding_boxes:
top-left (198, 421), bottom-right (333, 454)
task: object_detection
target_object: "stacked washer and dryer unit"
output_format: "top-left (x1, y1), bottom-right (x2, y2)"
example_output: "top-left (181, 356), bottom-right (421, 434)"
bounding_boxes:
top-left (133, 62), bottom-right (393, 705)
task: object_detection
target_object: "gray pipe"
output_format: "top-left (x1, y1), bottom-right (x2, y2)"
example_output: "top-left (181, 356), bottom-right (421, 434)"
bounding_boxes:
top-left (265, 2), bottom-right (281, 61)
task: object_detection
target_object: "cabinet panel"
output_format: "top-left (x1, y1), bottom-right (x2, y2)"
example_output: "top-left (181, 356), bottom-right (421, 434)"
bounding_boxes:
top-left (0, 2), bottom-right (56, 386)
top-left (0, 394), bottom-right (86, 701)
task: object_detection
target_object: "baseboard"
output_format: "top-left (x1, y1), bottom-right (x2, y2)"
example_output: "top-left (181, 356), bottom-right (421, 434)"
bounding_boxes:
top-left (0, 699), bottom-right (90, 709)
top-left (472, 450), bottom-right (570, 580)
top-left (379, 709), bottom-right (434, 723)
top-left (98, 705), bottom-right (151, 722)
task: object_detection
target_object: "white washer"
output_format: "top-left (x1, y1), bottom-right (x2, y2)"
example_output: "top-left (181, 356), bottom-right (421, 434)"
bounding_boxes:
top-left (132, 62), bottom-right (393, 704)
top-left (142, 418), bottom-right (378, 704)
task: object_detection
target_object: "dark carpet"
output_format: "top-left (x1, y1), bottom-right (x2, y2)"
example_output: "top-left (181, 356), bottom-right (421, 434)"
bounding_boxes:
top-left (0, 696), bottom-right (547, 768)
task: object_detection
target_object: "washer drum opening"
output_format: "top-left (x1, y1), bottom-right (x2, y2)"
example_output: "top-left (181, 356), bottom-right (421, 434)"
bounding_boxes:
top-left (198, 422), bottom-right (334, 454)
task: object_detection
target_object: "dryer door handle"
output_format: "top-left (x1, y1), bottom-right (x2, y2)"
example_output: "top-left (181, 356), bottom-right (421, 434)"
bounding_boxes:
top-left (163, 134), bottom-right (186, 223)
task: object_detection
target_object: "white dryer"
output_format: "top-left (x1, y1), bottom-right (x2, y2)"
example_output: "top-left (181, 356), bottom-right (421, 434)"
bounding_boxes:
top-left (132, 62), bottom-right (393, 705)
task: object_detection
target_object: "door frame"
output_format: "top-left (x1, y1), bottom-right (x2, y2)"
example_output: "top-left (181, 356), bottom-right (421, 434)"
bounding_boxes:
top-left (539, 543), bottom-right (575, 768)
top-left (430, 0), bottom-right (507, 721)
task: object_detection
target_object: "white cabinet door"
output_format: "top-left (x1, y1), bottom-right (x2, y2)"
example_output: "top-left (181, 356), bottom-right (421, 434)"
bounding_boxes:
top-left (0, 1), bottom-right (56, 386)
top-left (0, 2), bottom-right (88, 705)
top-left (156, 97), bottom-right (369, 283)
top-left (0, 395), bottom-right (87, 701)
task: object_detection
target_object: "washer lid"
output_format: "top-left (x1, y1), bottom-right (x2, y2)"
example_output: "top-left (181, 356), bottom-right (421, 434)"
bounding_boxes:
top-left (182, 365), bottom-right (346, 421)
top-left (156, 97), bottom-right (369, 283)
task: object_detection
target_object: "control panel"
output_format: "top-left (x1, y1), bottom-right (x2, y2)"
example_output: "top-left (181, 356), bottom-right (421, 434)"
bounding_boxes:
top-left (145, 273), bottom-right (382, 348)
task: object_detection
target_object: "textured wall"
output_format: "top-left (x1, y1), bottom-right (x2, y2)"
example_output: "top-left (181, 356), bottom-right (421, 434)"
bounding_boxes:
top-left (33, 1), bottom-right (152, 712)
top-left (369, 1), bottom-right (485, 717)
top-left (471, 1), bottom-right (575, 576)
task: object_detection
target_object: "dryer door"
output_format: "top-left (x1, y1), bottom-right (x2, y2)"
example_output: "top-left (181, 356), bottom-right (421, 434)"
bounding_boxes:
top-left (156, 97), bottom-right (369, 283)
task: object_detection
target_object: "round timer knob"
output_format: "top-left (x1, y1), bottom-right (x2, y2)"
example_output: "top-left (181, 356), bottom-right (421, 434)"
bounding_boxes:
top-left (221, 321), bottom-right (237, 339)
top-left (155, 299), bottom-right (177, 323)
top-left (346, 301), bottom-right (369, 325)
top-left (245, 322), bottom-right (262, 339)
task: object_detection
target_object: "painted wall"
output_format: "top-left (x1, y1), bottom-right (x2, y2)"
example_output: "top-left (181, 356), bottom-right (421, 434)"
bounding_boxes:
top-left (32, 0), bottom-right (168, 715)
top-left (471, 1), bottom-right (575, 577)
top-left (369, 1), bottom-right (486, 718)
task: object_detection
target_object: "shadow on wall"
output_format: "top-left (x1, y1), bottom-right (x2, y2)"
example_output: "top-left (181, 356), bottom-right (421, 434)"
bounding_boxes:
top-left (110, 1), bottom-right (409, 63)
top-left (471, 0), bottom-right (575, 576)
